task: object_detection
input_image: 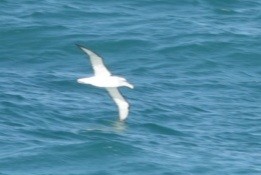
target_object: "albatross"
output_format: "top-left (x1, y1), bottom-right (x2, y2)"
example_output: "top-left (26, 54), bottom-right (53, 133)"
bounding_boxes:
top-left (76, 45), bottom-right (134, 121)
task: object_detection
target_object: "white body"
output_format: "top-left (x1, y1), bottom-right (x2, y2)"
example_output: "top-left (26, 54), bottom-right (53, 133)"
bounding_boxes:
top-left (77, 45), bottom-right (134, 121)
top-left (77, 76), bottom-right (133, 89)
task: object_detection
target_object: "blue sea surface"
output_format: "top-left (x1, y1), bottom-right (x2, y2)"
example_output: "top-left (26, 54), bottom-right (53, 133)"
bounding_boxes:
top-left (0, 0), bottom-right (261, 174)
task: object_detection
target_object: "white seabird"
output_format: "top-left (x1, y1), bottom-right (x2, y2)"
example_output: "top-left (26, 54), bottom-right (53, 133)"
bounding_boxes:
top-left (76, 44), bottom-right (134, 121)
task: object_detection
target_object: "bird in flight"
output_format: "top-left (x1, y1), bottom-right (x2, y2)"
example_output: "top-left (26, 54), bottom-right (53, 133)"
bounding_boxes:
top-left (76, 45), bottom-right (134, 121)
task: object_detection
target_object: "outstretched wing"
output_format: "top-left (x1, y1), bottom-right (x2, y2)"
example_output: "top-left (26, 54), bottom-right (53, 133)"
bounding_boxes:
top-left (106, 87), bottom-right (129, 121)
top-left (77, 44), bottom-right (111, 76)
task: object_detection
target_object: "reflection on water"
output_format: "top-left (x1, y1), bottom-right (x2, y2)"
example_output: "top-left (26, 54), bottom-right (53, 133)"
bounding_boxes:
top-left (112, 120), bottom-right (127, 132)
top-left (80, 118), bottom-right (127, 134)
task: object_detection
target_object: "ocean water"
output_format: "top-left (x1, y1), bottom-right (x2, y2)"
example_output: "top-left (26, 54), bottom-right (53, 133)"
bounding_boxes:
top-left (0, 0), bottom-right (261, 174)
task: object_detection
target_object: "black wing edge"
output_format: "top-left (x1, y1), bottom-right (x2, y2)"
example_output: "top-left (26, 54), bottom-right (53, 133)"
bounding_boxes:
top-left (106, 88), bottom-right (131, 110)
top-left (75, 44), bottom-right (104, 59)
top-left (75, 44), bottom-right (87, 50)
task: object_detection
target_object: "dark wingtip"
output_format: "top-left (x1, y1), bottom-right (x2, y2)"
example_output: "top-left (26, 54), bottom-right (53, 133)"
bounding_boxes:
top-left (75, 44), bottom-right (85, 49)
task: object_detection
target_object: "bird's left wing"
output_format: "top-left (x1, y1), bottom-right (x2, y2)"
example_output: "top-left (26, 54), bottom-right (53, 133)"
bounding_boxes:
top-left (106, 87), bottom-right (129, 121)
top-left (77, 44), bottom-right (111, 76)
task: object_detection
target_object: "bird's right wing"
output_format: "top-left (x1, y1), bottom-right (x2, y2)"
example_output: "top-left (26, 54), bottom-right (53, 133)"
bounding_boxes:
top-left (77, 45), bottom-right (111, 76)
top-left (106, 87), bottom-right (129, 121)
